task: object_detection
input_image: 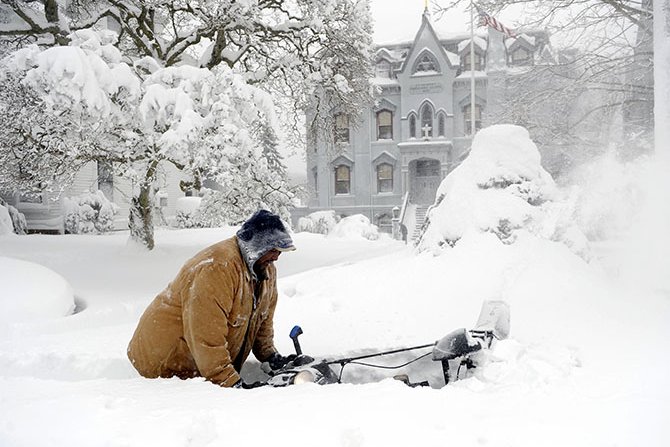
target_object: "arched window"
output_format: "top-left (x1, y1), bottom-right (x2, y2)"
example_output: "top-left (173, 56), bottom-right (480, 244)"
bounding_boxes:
top-left (376, 110), bottom-right (393, 140)
top-left (334, 113), bottom-right (349, 143)
top-left (409, 114), bottom-right (417, 138)
top-left (463, 104), bottom-right (482, 135)
top-left (437, 114), bottom-right (446, 137)
top-left (376, 163), bottom-right (393, 193)
top-left (420, 103), bottom-right (433, 138)
top-left (413, 51), bottom-right (440, 74)
top-left (334, 165), bottom-right (351, 195)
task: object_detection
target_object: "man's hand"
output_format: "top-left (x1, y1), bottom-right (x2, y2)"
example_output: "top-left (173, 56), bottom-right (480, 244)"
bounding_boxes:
top-left (233, 380), bottom-right (266, 389)
top-left (267, 352), bottom-right (297, 371)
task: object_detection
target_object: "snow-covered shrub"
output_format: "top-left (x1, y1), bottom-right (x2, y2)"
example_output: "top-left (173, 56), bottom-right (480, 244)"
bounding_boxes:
top-left (417, 125), bottom-right (589, 259)
top-left (0, 198), bottom-right (27, 235)
top-left (328, 214), bottom-right (380, 240)
top-left (174, 197), bottom-right (203, 229)
top-left (0, 205), bottom-right (13, 235)
top-left (297, 210), bottom-right (341, 235)
top-left (64, 191), bottom-right (119, 234)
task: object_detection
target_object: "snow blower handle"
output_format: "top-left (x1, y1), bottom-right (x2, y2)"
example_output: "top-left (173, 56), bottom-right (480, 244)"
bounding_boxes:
top-left (290, 325), bottom-right (303, 355)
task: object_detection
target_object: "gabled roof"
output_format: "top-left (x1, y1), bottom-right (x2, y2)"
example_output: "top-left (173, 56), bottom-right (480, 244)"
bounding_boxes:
top-left (397, 10), bottom-right (457, 73)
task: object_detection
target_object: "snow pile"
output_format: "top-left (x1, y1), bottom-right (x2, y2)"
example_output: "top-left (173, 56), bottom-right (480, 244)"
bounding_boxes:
top-left (174, 196), bottom-right (203, 229)
top-left (0, 205), bottom-right (13, 235)
top-left (0, 257), bottom-right (75, 324)
top-left (297, 210), bottom-right (340, 234)
top-left (417, 125), bottom-right (588, 258)
top-left (64, 190), bottom-right (119, 234)
top-left (327, 214), bottom-right (380, 240)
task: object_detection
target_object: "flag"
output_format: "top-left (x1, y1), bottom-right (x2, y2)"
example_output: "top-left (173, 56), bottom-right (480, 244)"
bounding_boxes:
top-left (475, 4), bottom-right (516, 38)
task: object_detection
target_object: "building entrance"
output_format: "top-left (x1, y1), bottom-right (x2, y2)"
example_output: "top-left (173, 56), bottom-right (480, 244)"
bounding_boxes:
top-left (409, 159), bottom-right (441, 205)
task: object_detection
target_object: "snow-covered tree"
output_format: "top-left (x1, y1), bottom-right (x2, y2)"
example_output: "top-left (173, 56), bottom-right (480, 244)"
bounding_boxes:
top-left (416, 125), bottom-right (590, 260)
top-left (0, 0), bottom-right (374, 249)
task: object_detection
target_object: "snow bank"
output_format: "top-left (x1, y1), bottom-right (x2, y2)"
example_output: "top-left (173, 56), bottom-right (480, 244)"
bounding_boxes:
top-left (0, 257), bottom-right (75, 324)
top-left (297, 210), bottom-right (340, 234)
top-left (328, 214), bottom-right (380, 240)
top-left (0, 205), bottom-right (13, 235)
top-left (417, 125), bottom-right (588, 258)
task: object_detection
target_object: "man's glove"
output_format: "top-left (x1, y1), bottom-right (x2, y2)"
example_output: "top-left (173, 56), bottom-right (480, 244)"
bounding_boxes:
top-left (233, 379), bottom-right (266, 389)
top-left (267, 352), bottom-right (297, 371)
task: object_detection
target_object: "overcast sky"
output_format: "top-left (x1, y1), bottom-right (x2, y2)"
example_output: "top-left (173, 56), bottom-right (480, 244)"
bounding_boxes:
top-left (370, 0), bottom-right (471, 43)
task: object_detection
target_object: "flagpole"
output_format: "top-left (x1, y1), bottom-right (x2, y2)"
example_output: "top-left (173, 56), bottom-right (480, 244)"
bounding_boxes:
top-left (470, 0), bottom-right (476, 138)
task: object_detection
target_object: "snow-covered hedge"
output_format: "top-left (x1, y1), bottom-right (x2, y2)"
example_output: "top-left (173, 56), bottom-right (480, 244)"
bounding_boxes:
top-left (0, 198), bottom-right (27, 235)
top-left (417, 125), bottom-right (589, 259)
top-left (64, 191), bottom-right (119, 234)
top-left (328, 214), bottom-right (380, 240)
top-left (174, 196), bottom-right (203, 229)
top-left (297, 210), bottom-right (341, 235)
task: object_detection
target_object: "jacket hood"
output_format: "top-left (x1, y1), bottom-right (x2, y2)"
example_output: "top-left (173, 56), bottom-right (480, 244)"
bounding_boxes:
top-left (236, 210), bottom-right (295, 275)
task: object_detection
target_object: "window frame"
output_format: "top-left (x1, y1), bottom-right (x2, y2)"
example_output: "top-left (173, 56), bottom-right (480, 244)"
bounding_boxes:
top-left (376, 162), bottom-right (394, 193)
top-left (334, 164), bottom-right (351, 195)
top-left (334, 113), bottom-right (350, 143)
top-left (420, 103), bottom-right (434, 138)
top-left (376, 109), bottom-right (393, 140)
top-left (409, 114), bottom-right (417, 139)
top-left (463, 104), bottom-right (483, 135)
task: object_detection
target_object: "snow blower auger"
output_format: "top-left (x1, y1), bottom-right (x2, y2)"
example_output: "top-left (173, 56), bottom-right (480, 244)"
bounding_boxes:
top-left (262, 300), bottom-right (510, 388)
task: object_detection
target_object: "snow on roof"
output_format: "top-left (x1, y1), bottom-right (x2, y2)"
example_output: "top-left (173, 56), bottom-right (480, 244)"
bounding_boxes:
top-left (457, 36), bottom-right (488, 53)
top-left (505, 33), bottom-right (536, 49)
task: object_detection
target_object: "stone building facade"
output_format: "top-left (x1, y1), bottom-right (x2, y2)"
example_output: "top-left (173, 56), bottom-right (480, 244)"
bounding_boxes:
top-left (297, 10), bottom-right (555, 237)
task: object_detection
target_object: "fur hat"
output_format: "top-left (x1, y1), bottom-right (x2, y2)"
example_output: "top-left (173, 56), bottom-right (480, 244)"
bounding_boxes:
top-left (236, 210), bottom-right (295, 273)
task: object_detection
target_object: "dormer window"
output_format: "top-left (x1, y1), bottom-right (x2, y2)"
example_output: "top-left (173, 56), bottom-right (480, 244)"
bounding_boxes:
top-left (412, 51), bottom-right (440, 74)
top-left (461, 52), bottom-right (483, 71)
top-left (376, 59), bottom-right (392, 78)
top-left (510, 47), bottom-right (532, 66)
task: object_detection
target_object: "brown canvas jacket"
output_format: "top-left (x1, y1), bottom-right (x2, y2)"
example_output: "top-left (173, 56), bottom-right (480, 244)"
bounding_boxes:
top-left (127, 236), bottom-right (278, 387)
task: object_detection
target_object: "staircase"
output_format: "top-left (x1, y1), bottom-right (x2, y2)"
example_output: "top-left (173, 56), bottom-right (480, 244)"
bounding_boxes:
top-left (411, 205), bottom-right (430, 241)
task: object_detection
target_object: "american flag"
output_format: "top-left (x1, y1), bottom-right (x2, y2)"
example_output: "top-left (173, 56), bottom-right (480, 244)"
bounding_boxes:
top-left (476, 4), bottom-right (516, 38)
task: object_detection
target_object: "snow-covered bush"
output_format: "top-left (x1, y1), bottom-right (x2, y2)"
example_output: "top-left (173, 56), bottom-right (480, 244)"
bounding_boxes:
top-left (64, 191), bottom-right (119, 234)
top-left (297, 210), bottom-right (341, 234)
top-left (328, 214), bottom-right (380, 241)
top-left (417, 125), bottom-right (589, 259)
top-left (0, 198), bottom-right (27, 235)
top-left (174, 197), bottom-right (203, 229)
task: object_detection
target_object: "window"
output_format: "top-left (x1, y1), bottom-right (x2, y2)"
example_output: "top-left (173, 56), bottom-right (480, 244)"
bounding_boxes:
top-left (461, 52), bottom-right (483, 71)
top-left (376, 60), bottom-right (392, 78)
top-left (334, 165), bottom-right (350, 195)
top-left (438, 114), bottom-right (446, 137)
top-left (334, 113), bottom-right (349, 143)
top-left (409, 114), bottom-right (417, 138)
top-left (511, 47), bottom-right (532, 65)
top-left (377, 163), bottom-right (393, 193)
top-left (420, 103), bottom-right (433, 138)
top-left (463, 104), bottom-right (482, 135)
top-left (376, 110), bottom-right (393, 140)
top-left (413, 52), bottom-right (439, 74)
top-left (97, 161), bottom-right (114, 201)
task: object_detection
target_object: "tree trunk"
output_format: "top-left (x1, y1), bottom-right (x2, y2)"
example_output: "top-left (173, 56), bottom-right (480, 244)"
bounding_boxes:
top-left (128, 161), bottom-right (158, 250)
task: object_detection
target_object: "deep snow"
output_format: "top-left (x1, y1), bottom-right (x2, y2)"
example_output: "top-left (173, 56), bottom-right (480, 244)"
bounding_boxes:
top-left (1, 219), bottom-right (669, 446)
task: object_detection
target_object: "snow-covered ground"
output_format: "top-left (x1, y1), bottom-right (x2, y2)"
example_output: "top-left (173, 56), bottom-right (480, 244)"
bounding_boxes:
top-left (1, 220), bottom-right (668, 446)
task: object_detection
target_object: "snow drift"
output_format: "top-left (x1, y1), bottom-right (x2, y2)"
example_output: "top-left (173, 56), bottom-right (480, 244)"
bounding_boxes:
top-left (417, 125), bottom-right (588, 258)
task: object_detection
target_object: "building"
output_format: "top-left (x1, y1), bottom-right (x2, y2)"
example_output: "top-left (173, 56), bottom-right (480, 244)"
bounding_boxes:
top-left (296, 9), bottom-right (556, 239)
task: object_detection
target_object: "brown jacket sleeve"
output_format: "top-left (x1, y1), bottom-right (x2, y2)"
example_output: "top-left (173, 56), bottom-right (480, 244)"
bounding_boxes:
top-left (182, 263), bottom-right (240, 387)
top-left (253, 274), bottom-right (278, 361)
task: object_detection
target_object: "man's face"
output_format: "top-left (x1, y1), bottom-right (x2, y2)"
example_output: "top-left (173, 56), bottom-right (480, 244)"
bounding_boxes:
top-left (256, 249), bottom-right (281, 268)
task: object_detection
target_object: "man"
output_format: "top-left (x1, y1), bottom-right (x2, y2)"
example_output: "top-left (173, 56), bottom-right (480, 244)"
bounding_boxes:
top-left (127, 209), bottom-right (295, 388)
